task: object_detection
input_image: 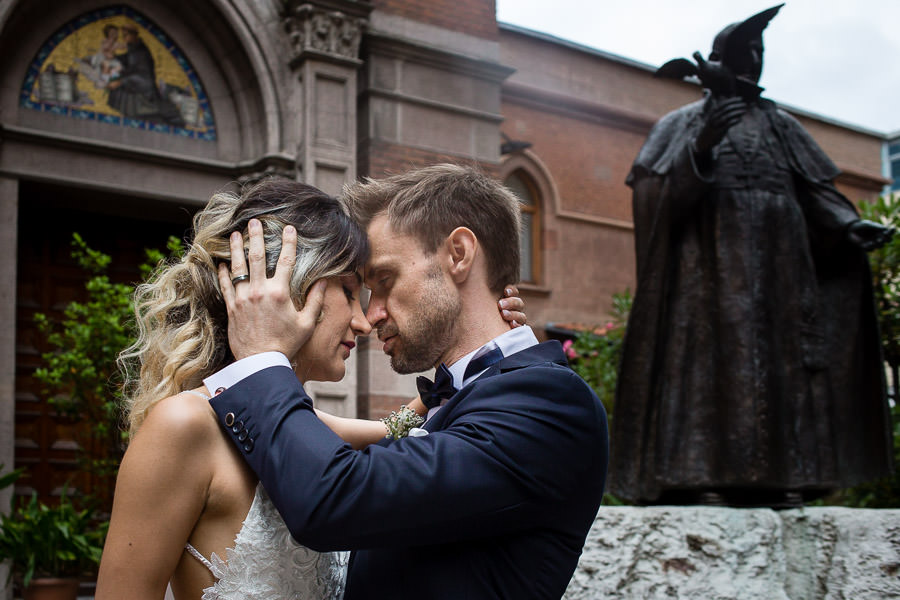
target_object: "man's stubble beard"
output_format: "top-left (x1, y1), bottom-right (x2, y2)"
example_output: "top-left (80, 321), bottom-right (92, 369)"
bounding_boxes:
top-left (385, 264), bottom-right (460, 374)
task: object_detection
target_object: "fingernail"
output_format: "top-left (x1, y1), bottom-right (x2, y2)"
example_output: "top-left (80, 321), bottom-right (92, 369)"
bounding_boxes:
top-left (502, 309), bottom-right (511, 318)
top-left (285, 225), bottom-right (295, 235)
top-left (498, 299), bottom-right (509, 309)
top-left (231, 231), bottom-right (241, 242)
top-left (505, 288), bottom-right (513, 296)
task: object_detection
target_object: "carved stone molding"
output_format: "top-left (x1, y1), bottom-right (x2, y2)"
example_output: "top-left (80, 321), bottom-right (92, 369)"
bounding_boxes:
top-left (283, 2), bottom-right (370, 68)
top-left (236, 160), bottom-right (298, 187)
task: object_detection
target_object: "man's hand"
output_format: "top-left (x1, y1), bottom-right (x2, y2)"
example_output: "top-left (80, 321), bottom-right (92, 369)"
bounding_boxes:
top-left (217, 219), bottom-right (326, 360)
top-left (694, 96), bottom-right (747, 154)
top-left (847, 219), bottom-right (895, 252)
top-left (499, 285), bottom-right (527, 328)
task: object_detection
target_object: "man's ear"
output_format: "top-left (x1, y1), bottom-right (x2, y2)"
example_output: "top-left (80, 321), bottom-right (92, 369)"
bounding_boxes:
top-left (445, 227), bottom-right (477, 284)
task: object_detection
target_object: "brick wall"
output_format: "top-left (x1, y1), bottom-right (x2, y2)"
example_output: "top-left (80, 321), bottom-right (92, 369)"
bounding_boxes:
top-left (373, 0), bottom-right (497, 40)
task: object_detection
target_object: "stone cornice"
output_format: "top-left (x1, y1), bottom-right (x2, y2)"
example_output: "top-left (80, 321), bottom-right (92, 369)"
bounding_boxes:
top-left (0, 123), bottom-right (296, 179)
top-left (364, 32), bottom-right (515, 84)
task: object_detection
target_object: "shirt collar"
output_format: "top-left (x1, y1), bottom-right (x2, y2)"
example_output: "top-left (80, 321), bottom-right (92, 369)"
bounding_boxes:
top-left (446, 325), bottom-right (539, 389)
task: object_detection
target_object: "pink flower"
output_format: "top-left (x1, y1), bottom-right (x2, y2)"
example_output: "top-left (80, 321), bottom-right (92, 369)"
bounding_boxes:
top-left (562, 339), bottom-right (577, 359)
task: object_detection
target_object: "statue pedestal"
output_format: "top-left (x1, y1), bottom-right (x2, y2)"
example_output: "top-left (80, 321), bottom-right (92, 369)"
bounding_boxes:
top-left (565, 506), bottom-right (900, 599)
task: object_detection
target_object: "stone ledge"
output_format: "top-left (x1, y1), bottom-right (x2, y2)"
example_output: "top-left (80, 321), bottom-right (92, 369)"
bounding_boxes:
top-left (565, 506), bottom-right (900, 599)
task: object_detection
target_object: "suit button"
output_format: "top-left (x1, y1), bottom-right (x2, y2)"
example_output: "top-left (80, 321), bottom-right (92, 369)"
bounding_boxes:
top-left (238, 429), bottom-right (249, 442)
top-left (224, 412), bottom-right (235, 427)
top-left (232, 420), bottom-right (244, 434)
top-left (243, 438), bottom-right (255, 453)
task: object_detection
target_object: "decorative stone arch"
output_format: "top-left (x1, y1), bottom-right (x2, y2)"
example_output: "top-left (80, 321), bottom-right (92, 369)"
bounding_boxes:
top-left (0, 0), bottom-right (370, 526)
top-left (500, 149), bottom-right (560, 286)
top-left (0, 0), bottom-right (298, 190)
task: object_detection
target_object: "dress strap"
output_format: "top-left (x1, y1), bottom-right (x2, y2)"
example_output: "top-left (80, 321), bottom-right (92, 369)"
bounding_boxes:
top-left (184, 543), bottom-right (218, 576)
top-left (183, 389), bottom-right (211, 400)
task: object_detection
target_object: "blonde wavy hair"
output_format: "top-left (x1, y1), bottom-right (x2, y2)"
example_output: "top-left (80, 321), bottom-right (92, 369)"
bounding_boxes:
top-left (118, 179), bottom-right (368, 435)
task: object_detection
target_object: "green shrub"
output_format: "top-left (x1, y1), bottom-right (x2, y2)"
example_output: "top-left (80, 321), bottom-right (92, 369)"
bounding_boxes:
top-left (564, 289), bottom-right (632, 419)
top-left (32, 233), bottom-right (182, 511)
top-left (0, 488), bottom-right (106, 587)
top-left (836, 193), bottom-right (900, 507)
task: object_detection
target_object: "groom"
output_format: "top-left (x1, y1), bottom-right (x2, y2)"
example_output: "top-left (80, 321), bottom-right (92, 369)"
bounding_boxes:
top-left (208, 164), bottom-right (608, 599)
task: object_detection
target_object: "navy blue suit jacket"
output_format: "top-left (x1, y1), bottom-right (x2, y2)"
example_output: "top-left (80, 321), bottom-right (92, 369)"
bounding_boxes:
top-left (210, 341), bottom-right (608, 599)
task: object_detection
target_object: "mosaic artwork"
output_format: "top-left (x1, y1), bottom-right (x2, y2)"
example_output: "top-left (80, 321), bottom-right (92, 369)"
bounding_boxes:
top-left (20, 5), bottom-right (216, 141)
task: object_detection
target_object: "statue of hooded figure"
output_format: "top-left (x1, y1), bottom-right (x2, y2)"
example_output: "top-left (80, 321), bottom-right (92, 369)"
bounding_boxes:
top-left (611, 4), bottom-right (894, 507)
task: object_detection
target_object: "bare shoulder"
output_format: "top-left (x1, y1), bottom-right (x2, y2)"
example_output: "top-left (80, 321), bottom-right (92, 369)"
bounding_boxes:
top-left (131, 390), bottom-right (219, 451)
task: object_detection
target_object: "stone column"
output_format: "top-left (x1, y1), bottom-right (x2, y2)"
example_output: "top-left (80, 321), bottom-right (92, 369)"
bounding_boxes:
top-left (0, 176), bottom-right (18, 600)
top-left (283, 1), bottom-right (370, 416)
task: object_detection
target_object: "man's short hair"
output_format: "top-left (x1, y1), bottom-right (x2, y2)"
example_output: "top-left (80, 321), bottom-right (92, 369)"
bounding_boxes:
top-left (343, 163), bottom-right (521, 294)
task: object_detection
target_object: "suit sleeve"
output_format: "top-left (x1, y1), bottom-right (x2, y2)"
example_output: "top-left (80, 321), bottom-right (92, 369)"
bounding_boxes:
top-left (210, 364), bottom-right (607, 551)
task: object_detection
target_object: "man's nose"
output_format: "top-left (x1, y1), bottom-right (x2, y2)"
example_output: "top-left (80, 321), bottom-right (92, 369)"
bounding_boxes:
top-left (365, 296), bottom-right (387, 327)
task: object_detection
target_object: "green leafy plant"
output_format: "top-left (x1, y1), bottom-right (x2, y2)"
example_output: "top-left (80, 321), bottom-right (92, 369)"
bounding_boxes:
top-left (0, 488), bottom-right (107, 588)
top-left (561, 290), bottom-right (633, 506)
top-left (32, 233), bottom-right (182, 511)
top-left (859, 193), bottom-right (900, 372)
top-left (564, 289), bottom-right (633, 418)
top-left (0, 464), bottom-right (21, 492)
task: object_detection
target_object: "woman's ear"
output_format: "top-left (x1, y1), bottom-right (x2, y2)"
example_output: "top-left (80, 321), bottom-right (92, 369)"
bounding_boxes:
top-left (445, 227), bottom-right (477, 284)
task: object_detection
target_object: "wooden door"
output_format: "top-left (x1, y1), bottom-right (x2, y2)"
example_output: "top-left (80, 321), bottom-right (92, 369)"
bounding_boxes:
top-left (14, 181), bottom-right (193, 510)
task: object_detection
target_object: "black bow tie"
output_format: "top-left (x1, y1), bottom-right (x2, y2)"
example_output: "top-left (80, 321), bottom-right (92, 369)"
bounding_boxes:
top-left (417, 364), bottom-right (456, 410)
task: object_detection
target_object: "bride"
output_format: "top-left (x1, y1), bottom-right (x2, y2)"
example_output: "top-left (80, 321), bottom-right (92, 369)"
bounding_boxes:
top-left (94, 178), bottom-right (524, 599)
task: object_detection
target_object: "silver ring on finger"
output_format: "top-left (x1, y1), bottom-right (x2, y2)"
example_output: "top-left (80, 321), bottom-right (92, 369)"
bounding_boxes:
top-left (231, 274), bottom-right (250, 285)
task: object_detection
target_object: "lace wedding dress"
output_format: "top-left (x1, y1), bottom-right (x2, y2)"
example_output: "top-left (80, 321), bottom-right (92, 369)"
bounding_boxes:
top-left (183, 484), bottom-right (348, 599)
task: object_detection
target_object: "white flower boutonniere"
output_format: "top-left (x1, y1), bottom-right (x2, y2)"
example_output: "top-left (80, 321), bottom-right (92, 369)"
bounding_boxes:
top-left (381, 405), bottom-right (425, 440)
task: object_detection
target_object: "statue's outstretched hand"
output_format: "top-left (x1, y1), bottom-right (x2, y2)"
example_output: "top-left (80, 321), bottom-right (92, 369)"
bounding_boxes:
top-left (217, 219), bottom-right (326, 360)
top-left (694, 96), bottom-right (746, 154)
top-left (846, 219), bottom-right (895, 252)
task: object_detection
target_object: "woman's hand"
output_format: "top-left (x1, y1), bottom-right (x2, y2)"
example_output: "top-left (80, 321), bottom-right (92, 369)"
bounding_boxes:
top-left (499, 285), bottom-right (527, 328)
top-left (218, 220), bottom-right (326, 360)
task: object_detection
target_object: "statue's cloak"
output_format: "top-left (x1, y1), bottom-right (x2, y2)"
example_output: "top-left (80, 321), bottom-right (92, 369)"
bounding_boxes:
top-left (611, 98), bottom-right (892, 503)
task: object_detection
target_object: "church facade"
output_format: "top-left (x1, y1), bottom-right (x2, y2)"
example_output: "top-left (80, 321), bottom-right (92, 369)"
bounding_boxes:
top-left (0, 0), bottom-right (887, 514)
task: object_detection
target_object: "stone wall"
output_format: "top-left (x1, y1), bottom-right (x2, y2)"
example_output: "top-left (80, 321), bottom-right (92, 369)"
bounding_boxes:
top-left (565, 506), bottom-right (900, 600)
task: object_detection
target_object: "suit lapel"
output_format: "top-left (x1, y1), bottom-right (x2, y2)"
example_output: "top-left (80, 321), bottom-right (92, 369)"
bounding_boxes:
top-left (422, 341), bottom-right (568, 432)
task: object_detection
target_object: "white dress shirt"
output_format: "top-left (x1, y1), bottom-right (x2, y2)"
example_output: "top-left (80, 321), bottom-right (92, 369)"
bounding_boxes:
top-left (203, 326), bottom-right (540, 416)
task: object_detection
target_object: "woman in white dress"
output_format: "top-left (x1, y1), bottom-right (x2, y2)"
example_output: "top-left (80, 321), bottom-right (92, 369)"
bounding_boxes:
top-left (94, 179), bottom-right (524, 599)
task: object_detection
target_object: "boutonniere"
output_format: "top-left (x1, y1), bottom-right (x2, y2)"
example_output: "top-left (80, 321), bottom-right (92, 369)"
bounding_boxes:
top-left (381, 405), bottom-right (425, 440)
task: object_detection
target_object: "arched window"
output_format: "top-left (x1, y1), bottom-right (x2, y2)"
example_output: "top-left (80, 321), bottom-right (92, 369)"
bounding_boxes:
top-left (504, 170), bottom-right (541, 284)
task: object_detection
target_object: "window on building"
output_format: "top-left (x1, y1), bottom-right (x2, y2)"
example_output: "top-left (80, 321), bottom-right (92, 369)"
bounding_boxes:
top-left (892, 157), bottom-right (900, 191)
top-left (504, 171), bottom-right (541, 284)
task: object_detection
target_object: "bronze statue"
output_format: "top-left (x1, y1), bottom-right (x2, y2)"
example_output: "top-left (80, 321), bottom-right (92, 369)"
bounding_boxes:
top-left (611, 4), bottom-right (894, 507)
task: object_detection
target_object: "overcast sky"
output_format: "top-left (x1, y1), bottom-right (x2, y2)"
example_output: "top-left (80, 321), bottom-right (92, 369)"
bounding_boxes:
top-left (496, 0), bottom-right (899, 135)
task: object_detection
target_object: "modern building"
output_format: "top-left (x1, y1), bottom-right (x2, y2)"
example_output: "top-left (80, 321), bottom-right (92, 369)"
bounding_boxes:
top-left (0, 0), bottom-right (888, 514)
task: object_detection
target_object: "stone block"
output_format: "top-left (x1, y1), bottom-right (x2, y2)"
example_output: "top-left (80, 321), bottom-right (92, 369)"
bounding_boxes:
top-left (782, 508), bottom-right (900, 600)
top-left (565, 506), bottom-right (900, 600)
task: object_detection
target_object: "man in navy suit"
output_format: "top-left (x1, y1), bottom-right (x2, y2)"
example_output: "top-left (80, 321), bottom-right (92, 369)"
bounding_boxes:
top-left (207, 164), bottom-right (608, 598)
